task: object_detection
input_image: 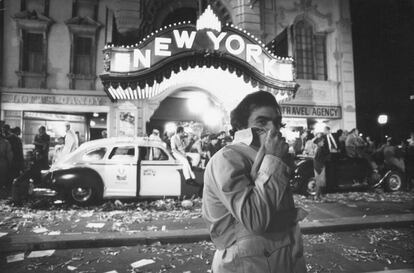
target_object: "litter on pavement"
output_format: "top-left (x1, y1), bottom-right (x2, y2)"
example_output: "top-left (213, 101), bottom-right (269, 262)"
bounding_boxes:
top-left (86, 222), bottom-right (105, 228)
top-left (131, 258), bottom-right (155, 268)
top-left (6, 253), bottom-right (25, 263)
top-left (27, 249), bottom-right (55, 258)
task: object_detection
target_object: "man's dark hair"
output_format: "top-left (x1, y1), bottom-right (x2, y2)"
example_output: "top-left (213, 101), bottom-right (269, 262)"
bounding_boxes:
top-left (176, 126), bottom-right (184, 134)
top-left (230, 90), bottom-right (281, 135)
top-left (11, 126), bottom-right (21, 136)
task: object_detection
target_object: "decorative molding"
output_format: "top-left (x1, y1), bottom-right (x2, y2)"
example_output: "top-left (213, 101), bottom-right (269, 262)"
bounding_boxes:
top-left (13, 10), bottom-right (54, 31)
top-left (65, 16), bottom-right (101, 35)
top-left (279, 0), bottom-right (332, 26)
top-left (114, 0), bottom-right (142, 34)
top-left (336, 18), bottom-right (351, 30)
top-left (196, 5), bottom-right (221, 32)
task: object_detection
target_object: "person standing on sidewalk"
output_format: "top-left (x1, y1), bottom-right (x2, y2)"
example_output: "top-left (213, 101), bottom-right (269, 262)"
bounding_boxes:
top-left (33, 126), bottom-right (50, 170)
top-left (61, 122), bottom-right (79, 157)
top-left (0, 126), bottom-right (13, 192)
top-left (3, 124), bottom-right (24, 186)
top-left (313, 136), bottom-right (329, 200)
top-left (202, 91), bottom-right (307, 273)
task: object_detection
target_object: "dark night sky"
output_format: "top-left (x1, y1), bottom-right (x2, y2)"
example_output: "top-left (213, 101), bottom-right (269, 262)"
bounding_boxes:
top-left (350, 0), bottom-right (414, 143)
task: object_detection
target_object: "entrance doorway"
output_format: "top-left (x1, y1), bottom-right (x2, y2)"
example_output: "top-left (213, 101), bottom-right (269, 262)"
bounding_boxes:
top-left (148, 89), bottom-right (227, 138)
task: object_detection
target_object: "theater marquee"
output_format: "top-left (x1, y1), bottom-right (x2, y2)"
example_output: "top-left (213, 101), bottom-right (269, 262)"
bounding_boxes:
top-left (100, 6), bottom-right (298, 101)
top-left (281, 104), bottom-right (342, 119)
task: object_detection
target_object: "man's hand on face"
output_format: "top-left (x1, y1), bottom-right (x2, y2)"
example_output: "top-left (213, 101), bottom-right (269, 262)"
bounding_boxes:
top-left (263, 128), bottom-right (289, 161)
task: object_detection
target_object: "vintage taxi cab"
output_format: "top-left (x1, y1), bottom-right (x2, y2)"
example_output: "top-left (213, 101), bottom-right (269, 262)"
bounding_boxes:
top-left (29, 137), bottom-right (203, 205)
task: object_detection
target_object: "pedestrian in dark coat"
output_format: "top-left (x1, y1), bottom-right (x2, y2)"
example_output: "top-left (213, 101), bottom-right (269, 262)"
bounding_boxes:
top-left (313, 136), bottom-right (330, 200)
top-left (4, 124), bottom-right (24, 186)
top-left (0, 133), bottom-right (13, 191)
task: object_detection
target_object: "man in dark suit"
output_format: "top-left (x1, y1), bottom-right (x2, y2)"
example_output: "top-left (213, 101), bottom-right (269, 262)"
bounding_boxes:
top-left (323, 126), bottom-right (338, 153)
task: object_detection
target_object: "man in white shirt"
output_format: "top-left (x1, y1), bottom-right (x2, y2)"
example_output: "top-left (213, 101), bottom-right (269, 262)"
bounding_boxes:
top-left (61, 122), bottom-right (79, 157)
top-left (170, 126), bottom-right (195, 181)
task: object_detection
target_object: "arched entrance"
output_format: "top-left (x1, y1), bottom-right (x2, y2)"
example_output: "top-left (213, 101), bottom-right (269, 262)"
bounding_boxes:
top-left (140, 65), bottom-right (272, 137)
top-left (148, 87), bottom-right (226, 137)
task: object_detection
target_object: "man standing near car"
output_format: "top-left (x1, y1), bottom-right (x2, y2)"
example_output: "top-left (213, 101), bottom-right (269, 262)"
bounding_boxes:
top-left (3, 124), bottom-right (24, 186)
top-left (61, 122), bottom-right (79, 157)
top-left (171, 126), bottom-right (195, 181)
top-left (0, 124), bottom-right (13, 193)
top-left (202, 91), bottom-right (307, 273)
top-left (33, 126), bottom-right (50, 170)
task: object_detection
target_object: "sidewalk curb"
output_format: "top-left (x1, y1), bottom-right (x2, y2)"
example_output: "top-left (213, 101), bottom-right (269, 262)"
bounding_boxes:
top-left (1, 213), bottom-right (413, 253)
top-left (363, 269), bottom-right (414, 273)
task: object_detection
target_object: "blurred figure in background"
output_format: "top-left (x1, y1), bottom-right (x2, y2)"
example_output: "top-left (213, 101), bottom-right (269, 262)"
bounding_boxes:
top-left (323, 126), bottom-right (338, 153)
top-left (61, 122), bottom-right (78, 157)
top-left (302, 132), bottom-right (317, 157)
top-left (11, 126), bottom-right (21, 137)
top-left (33, 126), bottom-right (50, 170)
top-left (0, 123), bottom-right (13, 192)
top-left (376, 137), bottom-right (405, 174)
top-left (3, 124), bottom-right (24, 184)
top-left (313, 136), bottom-right (329, 200)
top-left (171, 126), bottom-right (195, 181)
top-left (186, 134), bottom-right (202, 168)
top-left (52, 137), bottom-right (65, 164)
top-left (292, 130), bottom-right (307, 155)
top-left (149, 129), bottom-right (162, 142)
top-left (345, 128), bottom-right (366, 158)
top-left (75, 131), bottom-right (82, 145)
top-left (338, 130), bottom-right (348, 156)
top-left (199, 134), bottom-right (211, 168)
top-left (207, 134), bottom-right (221, 157)
top-left (405, 132), bottom-right (414, 190)
top-left (365, 136), bottom-right (376, 154)
top-left (101, 130), bottom-right (108, 138)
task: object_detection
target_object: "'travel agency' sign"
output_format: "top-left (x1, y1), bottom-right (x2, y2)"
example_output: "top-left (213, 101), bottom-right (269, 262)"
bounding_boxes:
top-left (105, 6), bottom-right (294, 83)
top-left (281, 104), bottom-right (342, 119)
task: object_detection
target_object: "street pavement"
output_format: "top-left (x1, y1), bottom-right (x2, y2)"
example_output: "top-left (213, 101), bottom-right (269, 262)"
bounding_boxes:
top-left (0, 190), bottom-right (413, 272)
top-left (0, 228), bottom-right (412, 273)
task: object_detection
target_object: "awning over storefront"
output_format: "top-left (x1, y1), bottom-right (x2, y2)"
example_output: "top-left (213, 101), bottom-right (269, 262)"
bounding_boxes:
top-left (100, 6), bottom-right (298, 102)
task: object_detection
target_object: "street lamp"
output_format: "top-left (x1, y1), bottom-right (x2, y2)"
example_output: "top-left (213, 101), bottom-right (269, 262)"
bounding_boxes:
top-left (377, 114), bottom-right (388, 143)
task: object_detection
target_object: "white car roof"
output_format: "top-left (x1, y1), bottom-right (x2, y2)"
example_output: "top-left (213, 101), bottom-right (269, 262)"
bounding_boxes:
top-left (78, 137), bottom-right (167, 150)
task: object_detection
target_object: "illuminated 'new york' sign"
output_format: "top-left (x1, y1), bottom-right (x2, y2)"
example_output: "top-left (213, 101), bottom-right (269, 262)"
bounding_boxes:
top-left (104, 7), bottom-right (295, 84)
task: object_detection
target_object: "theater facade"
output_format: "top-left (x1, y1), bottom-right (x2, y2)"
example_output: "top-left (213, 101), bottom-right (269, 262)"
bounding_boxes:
top-left (0, 0), bottom-right (356, 145)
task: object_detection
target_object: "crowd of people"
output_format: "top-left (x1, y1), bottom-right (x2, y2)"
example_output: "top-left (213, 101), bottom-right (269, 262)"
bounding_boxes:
top-left (292, 126), bottom-right (414, 199)
top-left (148, 127), bottom-right (233, 173)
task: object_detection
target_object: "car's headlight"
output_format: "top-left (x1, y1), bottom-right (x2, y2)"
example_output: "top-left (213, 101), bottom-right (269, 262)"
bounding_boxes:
top-left (40, 170), bottom-right (49, 175)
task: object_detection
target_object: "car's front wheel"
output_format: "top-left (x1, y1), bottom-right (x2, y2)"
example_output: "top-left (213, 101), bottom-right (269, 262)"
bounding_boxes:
top-left (304, 177), bottom-right (317, 196)
top-left (383, 171), bottom-right (404, 192)
top-left (67, 182), bottom-right (101, 205)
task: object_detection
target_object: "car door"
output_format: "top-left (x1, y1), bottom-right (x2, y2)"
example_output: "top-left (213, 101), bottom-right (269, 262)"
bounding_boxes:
top-left (104, 144), bottom-right (137, 197)
top-left (139, 145), bottom-right (181, 197)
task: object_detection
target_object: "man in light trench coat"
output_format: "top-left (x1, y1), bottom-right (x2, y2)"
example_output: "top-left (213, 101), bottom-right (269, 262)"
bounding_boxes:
top-left (202, 91), bottom-right (307, 273)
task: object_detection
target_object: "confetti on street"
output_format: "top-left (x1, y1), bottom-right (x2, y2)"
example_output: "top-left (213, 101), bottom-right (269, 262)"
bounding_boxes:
top-left (27, 250), bottom-right (55, 258)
